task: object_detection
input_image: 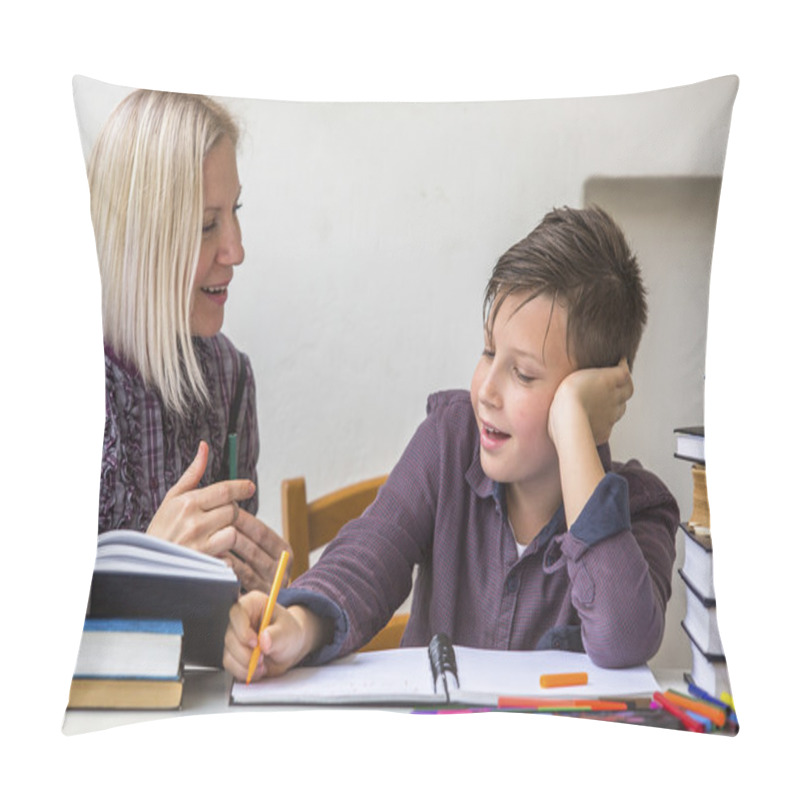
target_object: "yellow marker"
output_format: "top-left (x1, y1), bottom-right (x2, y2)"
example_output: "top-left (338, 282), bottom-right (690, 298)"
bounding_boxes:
top-left (246, 550), bottom-right (290, 685)
top-left (539, 671), bottom-right (589, 689)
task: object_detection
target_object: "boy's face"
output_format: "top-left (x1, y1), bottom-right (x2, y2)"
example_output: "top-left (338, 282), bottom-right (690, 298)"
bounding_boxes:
top-left (470, 292), bottom-right (576, 492)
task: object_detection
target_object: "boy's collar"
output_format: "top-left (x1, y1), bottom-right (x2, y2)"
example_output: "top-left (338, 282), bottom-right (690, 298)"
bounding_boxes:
top-left (466, 447), bottom-right (494, 499)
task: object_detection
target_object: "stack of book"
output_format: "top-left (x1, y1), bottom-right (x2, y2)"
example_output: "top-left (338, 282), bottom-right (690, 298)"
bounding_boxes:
top-left (68, 530), bottom-right (242, 712)
top-left (67, 618), bottom-right (185, 709)
top-left (673, 426), bottom-right (731, 700)
top-left (87, 529), bottom-right (240, 667)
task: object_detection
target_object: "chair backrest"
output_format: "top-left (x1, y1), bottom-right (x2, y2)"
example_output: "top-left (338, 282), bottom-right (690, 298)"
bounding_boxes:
top-left (280, 475), bottom-right (409, 651)
top-left (282, 475), bottom-right (387, 579)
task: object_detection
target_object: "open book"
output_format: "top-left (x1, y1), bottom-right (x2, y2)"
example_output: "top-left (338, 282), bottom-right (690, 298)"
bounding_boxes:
top-left (88, 530), bottom-right (240, 668)
top-left (230, 634), bottom-right (659, 707)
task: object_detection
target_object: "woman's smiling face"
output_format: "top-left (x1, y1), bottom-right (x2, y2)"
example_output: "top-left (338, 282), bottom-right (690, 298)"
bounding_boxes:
top-left (190, 135), bottom-right (244, 337)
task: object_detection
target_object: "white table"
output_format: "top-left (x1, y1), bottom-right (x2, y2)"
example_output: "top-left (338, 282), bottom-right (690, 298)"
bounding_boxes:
top-left (61, 666), bottom-right (688, 736)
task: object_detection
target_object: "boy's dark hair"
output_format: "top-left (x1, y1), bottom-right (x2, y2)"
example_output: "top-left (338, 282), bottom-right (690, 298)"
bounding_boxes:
top-left (483, 205), bottom-right (648, 369)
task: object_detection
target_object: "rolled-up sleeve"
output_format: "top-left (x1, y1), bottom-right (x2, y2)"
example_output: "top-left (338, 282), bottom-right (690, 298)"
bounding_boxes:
top-left (557, 467), bottom-right (679, 668)
top-left (276, 587), bottom-right (350, 666)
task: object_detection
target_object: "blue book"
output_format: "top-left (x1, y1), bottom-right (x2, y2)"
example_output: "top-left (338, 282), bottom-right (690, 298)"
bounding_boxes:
top-left (73, 618), bottom-right (184, 680)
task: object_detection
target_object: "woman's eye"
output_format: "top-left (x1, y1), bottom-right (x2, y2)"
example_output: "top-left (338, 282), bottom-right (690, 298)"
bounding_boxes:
top-left (482, 349), bottom-right (495, 360)
top-left (202, 220), bottom-right (217, 234)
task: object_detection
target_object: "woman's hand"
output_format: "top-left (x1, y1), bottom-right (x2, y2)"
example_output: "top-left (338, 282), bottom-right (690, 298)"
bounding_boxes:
top-left (223, 592), bottom-right (330, 682)
top-left (226, 508), bottom-right (293, 594)
top-left (146, 441), bottom-right (258, 557)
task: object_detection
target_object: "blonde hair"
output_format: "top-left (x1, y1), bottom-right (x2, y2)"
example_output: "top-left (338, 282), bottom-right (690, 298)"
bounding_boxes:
top-left (88, 89), bottom-right (239, 415)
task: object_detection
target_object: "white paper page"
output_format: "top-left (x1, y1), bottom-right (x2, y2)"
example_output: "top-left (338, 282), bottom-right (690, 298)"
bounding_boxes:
top-left (231, 647), bottom-right (438, 705)
top-left (74, 630), bottom-right (182, 678)
top-left (97, 530), bottom-right (229, 567)
top-left (95, 530), bottom-right (237, 580)
top-left (451, 647), bottom-right (659, 702)
top-left (231, 645), bottom-right (660, 706)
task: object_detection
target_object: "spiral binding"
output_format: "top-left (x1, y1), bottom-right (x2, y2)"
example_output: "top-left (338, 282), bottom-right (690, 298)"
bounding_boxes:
top-left (428, 633), bottom-right (459, 702)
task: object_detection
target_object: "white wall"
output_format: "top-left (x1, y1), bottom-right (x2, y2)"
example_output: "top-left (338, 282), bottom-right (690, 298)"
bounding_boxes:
top-left (585, 175), bottom-right (721, 669)
top-left (73, 74), bottom-right (736, 669)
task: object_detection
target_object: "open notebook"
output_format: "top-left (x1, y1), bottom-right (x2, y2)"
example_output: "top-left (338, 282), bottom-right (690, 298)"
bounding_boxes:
top-left (230, 635), bottom-right (659, 707)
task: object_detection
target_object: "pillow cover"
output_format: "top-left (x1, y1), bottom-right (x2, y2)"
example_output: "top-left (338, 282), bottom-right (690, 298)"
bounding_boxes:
top-left (67, 74), bottom-right (738, 734)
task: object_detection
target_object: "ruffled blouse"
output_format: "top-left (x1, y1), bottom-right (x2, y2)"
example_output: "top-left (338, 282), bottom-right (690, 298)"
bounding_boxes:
top-left (98, 333), bottom-right (259, 534)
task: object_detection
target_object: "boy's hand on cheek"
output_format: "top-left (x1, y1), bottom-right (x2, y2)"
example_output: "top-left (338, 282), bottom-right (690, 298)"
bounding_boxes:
top-left (549, 358), bottom-right (633, 448)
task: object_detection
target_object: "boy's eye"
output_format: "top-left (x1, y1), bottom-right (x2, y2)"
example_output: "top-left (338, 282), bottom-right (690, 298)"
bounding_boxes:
top-left (482, 349), bottom-right (495, 360)
top-left (514, 367), bottom-right (535, 384)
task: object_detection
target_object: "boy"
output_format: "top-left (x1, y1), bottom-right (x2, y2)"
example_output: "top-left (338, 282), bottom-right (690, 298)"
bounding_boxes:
top-left (223, 206), bottom-right (679, 679)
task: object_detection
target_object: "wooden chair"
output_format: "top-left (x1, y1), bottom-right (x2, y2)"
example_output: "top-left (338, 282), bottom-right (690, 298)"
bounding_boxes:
top-left (281, 475), bottom-right (410, 652)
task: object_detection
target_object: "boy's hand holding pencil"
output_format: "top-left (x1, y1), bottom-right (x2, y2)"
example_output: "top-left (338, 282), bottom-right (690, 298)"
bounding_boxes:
top-left (223, 551), bottom-right (332, 682)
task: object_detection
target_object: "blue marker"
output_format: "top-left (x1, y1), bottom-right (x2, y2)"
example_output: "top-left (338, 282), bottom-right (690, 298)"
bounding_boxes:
top-left (686, 679), bottom-right (738, 726)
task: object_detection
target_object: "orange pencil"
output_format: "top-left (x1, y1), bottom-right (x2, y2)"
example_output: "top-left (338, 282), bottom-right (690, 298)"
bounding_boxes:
top-left (246, 550), bottom-right (290, 685)
top-left (539, 671), bottom-right (589, 689)
top-left (663, 690), bottom-right (727, 728)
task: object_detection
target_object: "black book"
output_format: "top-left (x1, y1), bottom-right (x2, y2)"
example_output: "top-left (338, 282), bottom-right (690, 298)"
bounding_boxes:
top-left (674, 425), bottom-right (705, 464)
top-left (679, 522), bottom-right (714, 601)
top-left (682, 623), bottom-right (731, 699)
top-left (681, 572), bottom-right (724, 657)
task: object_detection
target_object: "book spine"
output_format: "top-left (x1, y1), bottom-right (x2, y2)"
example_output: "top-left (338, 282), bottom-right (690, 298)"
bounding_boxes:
top-left (689, 464), bottom-right (710, 530)
top-left (82, 618), bottom-right (184, 635)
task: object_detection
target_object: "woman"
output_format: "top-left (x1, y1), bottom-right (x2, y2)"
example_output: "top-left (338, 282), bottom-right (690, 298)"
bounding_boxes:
top-left (89, 89), bottom-right (290, 592)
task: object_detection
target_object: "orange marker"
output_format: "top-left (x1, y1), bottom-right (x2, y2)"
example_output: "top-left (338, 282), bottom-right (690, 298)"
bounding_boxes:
top-left (539, 671), bottom-right (589, 689)
top-left (246, 550), bottom-right (290, 685)
top-left (652, 691), bottom-right (706, 733)
top-left (499, 696), bottom-right (627, 711)
top-left (663, 690), bottom-right (727, 728)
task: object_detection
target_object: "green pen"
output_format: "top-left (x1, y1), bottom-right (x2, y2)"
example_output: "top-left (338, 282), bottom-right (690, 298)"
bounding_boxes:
top-left (228, 432), bottom-right (245, 565)
top-left (228, 433), bottom-right (238, 480)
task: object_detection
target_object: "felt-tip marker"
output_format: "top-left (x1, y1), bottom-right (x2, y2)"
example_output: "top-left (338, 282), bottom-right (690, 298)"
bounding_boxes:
top-left (539, 671), bottom-right (589, 689)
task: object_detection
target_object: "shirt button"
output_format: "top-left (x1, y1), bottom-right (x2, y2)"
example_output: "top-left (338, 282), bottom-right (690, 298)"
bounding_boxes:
top-left (507, 575), bottom-right (520, 593)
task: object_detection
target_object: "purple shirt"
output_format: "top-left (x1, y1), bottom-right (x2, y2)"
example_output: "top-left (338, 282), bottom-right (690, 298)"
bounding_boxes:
top-left (99, 333), bottom-right (259, 534)
top-left (283, 390), bottom-right (678, 668)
